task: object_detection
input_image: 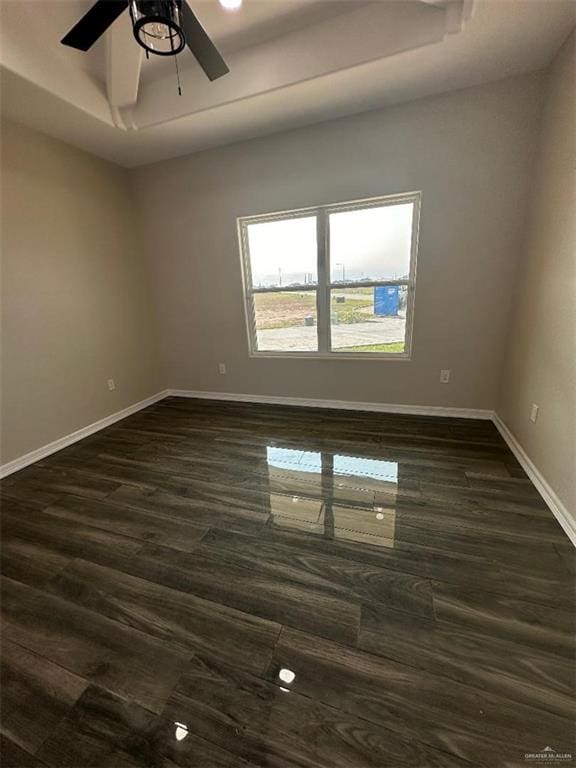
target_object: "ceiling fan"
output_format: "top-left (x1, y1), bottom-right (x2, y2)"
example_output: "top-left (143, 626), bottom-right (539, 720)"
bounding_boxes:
top-left (61, 0), bottom-right (229, 81)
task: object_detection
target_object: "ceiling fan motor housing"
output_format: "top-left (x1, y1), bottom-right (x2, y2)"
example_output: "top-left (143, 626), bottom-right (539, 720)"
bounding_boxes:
top-left (130, 0), bottom-right (186, 56)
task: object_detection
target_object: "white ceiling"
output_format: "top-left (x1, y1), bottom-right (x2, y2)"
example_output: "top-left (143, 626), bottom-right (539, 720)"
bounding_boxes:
top-left (1, 0), bottom-right (574, 167)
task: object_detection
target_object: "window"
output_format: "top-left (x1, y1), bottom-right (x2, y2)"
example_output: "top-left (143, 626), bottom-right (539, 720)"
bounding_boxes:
top-left (238, 192), bottom-right (420, 358)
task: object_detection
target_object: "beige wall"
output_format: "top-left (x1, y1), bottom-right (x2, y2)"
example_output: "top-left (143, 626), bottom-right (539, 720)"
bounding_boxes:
top-left (0, 120), bottom-right (162, 465)
top-left (133, 72), bottom-right (543, 410)
top-left (498, 34), bottom-right (576, 516)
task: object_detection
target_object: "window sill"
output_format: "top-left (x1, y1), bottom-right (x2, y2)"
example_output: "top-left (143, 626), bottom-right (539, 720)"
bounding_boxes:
top-left (248, 351), bottom-right (412, 361)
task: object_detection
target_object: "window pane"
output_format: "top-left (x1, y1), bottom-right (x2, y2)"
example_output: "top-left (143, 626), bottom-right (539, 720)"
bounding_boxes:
top-left (253, 291), bottom-right (317, 352)
top-left (330, 286), bottom-right (407, 354)
top-left (329, 203), bottom-right (413, 283)
top-left (246, 216), bottom-right (317, 289)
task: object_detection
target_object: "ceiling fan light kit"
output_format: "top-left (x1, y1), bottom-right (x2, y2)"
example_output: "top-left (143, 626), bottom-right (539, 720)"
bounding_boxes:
top-left (130, 0), bottom-right (186, 57)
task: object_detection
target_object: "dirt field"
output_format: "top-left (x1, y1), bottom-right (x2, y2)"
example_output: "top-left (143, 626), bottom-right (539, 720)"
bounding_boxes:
top-left (253, 292), bottom-right (316, 330)
top-left (253, 290), bottom-right (374, 330)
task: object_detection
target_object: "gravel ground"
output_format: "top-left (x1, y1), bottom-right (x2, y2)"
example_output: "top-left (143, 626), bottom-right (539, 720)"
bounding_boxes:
top-left (257, 317), bottom-right (406, 351)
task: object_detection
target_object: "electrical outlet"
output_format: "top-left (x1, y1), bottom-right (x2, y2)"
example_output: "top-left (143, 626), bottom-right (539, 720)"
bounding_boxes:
top-left (440, 369), bottom-right (451, 384)
top-left (218, 363), bottom-right (227, 375)
top-left (530, 403), bottom-right (539, 423)
top-left (107, 379), bottom-right (116, 391)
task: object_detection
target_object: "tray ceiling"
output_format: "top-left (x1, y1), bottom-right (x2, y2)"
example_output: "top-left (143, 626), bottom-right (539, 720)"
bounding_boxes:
top-left (1, 0), bottom-right (574, 167)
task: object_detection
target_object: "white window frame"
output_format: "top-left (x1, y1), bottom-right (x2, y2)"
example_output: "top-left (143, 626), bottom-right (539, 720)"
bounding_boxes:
top-left (238, 191), bottom-right (421, 360)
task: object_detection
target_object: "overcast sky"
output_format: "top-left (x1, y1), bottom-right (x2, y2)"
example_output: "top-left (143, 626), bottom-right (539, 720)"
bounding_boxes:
top-left (247, 203), bottom-right (413, 286)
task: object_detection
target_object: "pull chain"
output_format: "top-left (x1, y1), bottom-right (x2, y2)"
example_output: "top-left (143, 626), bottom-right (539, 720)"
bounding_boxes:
top-left (175, 53), bottom-right (182, 96)
top-left (167, 22), bottom-right (182, 96)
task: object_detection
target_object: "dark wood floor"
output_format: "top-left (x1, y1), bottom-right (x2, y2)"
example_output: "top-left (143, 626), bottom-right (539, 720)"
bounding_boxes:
top-left (0, 397), bottom-right (574, 768)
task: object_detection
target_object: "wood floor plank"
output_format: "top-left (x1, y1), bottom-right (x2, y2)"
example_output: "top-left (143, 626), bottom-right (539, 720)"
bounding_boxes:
top-left (0, 737), bottom-right (49, 768)
top-left (432, 581), bottom-right (575, 660)
top-left (199, 527), bottom-right (435, 619)
top-left (108, 484), bottom-right (270, 534)
top-left (394, 501), bottom-right (566, 546)
top-left (47, 558), bottom-right (282, 676)
top-left (0, 639), bottom-right (87, 755)
top-left (1, 577), bottom-right (191, 714)
top-left (40, 495), bottom-right (209, 553)
top-left (1, 505), bottom-right (144, 570)
top-left (0, 536), bottom-right (72, 590)
top-left (390, 524), bottom-right (570, 578)
top-left (2, 465), bottom-right (120, 501)
top-left (359, 604), bottom-right (575, 719)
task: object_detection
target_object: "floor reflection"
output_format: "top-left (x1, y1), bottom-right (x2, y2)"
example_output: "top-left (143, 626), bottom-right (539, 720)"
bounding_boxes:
top-left (266, 446), bottom-right (398, 548)
top-left (278, 668), bottom-right (296, 684)
top-left (174, 722), bottom-right (189, 742)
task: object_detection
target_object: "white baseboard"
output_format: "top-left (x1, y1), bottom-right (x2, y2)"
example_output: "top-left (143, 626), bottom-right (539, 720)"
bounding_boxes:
top-left (492, 413), bottom-right (576, 547)
top-left (167, 389), bottom-right (493, 420)
top-left (0, 390), bottom-right (169, 479)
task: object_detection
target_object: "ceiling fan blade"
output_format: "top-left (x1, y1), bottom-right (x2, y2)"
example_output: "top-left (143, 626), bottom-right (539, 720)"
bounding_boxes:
top-left (61, 0), bottom-right (129, 51)
top-left (181, 2), bottom-right (229, 81)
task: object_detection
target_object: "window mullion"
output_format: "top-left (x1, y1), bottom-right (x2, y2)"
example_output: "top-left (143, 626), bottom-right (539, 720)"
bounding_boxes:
top-left (316, 209), bottom-right (330, 353)
top-left (240, 222), bottom-right (259, 354)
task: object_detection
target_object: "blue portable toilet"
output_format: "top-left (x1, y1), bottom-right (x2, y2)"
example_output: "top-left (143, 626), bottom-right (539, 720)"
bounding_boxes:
top-left (374, 285), bottom-right (399, 316)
